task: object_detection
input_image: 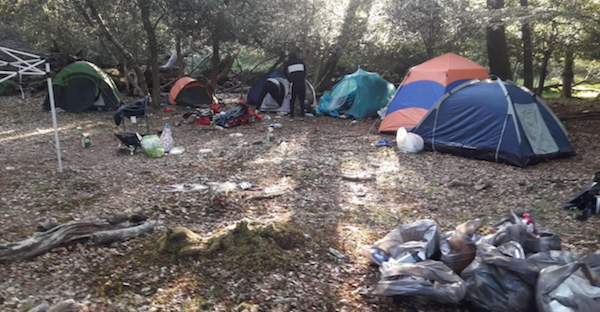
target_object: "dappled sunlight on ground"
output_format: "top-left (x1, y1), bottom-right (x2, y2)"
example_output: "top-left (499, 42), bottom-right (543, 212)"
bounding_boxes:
top-left (1, 95), bottom-right (600, 311)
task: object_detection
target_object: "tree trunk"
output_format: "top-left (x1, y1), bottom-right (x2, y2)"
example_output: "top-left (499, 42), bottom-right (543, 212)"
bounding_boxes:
top-left (217, 52), bottom-right (238, 85)
top-left (316, 51), bottom-right (340, 93)
top-left (426, 46), bottom-right (434, 60)
top-left (139, 0), bottom-right (161, 107)
top-left (268, 53), bottom-right (285, 72)
top-left (562, 48), bottom-right (574, 98)
top-left (85, 0), bottom-right (148, 95)
top-left (314, 0), bottom-right (367, 92)
top-left (536, 49), bottom-right (552, 96)
top-left (486, 0), bottom-right (512, 80)
top-left (210, 38), bottom-right (220, 89)
top-left (520, 0), bottom-right (534, 89)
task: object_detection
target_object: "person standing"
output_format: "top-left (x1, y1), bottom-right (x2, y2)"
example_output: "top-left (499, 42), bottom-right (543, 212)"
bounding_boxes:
top-left (284, 53), bottom-right (310, 120)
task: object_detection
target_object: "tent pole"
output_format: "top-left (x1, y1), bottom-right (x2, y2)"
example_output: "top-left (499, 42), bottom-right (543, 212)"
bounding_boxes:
top-left (46, 63), bottom-right (62, 173)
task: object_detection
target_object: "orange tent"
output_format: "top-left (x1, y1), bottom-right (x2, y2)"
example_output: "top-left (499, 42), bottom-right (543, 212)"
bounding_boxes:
top-left (169, 77), bottom-right (216, 107)
top-left (379, 53), bottom-right (488, 133)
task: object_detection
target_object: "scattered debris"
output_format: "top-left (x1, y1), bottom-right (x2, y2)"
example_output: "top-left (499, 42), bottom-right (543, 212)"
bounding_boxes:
top-left (340, 174), bottom-right (376, 182)
top-left (448, 180), bottom-right (474, 188)
top-left (474, 181), bottom-right (492, 191)
top-left (169, 146), bottom-right (185, 155)
top-left (246, 192), bottom-right (287, 201)
top-left (163, 184), bottom-right (208, 192)
top-left (328, 247), bottom-right (347, 262)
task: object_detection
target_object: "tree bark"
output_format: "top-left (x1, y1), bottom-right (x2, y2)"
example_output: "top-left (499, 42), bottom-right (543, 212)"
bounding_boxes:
top-left (426, 46), bottom-right (435, 60)
top-left (210, 37), bottom-right (220, 89)
top-left (314, 0), bottom-right (366, 92)
top-left (521, 0), bottom-right (534, 89)
top-left (268, 53), bottom-right (285, 72)
top-left (536, 49), bottom-right (552, 96)
top-left (85, 0), bottom-right (148, 95)
top-left (316, 51), bottom-right (340, 93)
top-left (562, 48), bottom-right (574, 98)
top-left (486, 0), bottom-right (512, 80)
top-left (217, 52), bottom-right (238, 85)
top-left (139, 0), bottom-right (161, 107)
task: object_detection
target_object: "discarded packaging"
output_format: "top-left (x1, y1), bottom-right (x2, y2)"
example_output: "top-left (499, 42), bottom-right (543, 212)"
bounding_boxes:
top-left (164, 184), bottom-right (208, 192)
top-left (237, 182), bottom-right (253, 190)
top-left (141, 135), bottom-right (164, 158)
top-left (396, 127), bottom-right (424, 153)
top-left (160, 123), bottom-right (174, 153)
top-left (229, 133), bottom-right (244, 137)
top-left (81, 133), bottom-right (91, 148)
top-left (169, 146), bottom-right (185, 155)
top-left (267, 127), bottom-right (275, 142)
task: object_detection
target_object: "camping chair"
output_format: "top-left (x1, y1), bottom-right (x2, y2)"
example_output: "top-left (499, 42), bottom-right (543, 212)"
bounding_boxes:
top-left (113, 96), bottom-right (151, 155)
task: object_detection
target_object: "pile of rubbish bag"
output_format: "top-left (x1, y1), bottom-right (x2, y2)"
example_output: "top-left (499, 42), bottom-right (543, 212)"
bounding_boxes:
top-left (363, 212), bottom-right (600, 311)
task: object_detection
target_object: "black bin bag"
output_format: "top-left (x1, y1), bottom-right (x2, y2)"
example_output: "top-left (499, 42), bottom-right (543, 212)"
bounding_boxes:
top-left (364, 220), bottom-right (440, 266)
top-left (461, 243), bottom-right (540, 312)
top-left (536, 254), bottom-right (600, 312)
top-left (371, 260), bottom-right (466, 304)
top-left (440, 220), bottom-right (481, 274)
top-left (481, 211), bottom-right (561, 254)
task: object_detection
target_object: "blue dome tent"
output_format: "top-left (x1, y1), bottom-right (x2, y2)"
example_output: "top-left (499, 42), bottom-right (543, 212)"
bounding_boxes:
top-left (413, 79), bottom-right (576, 167)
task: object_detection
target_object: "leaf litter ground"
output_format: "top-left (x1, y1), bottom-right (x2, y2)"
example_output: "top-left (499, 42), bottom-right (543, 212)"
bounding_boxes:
top-left (0, 95), bottom-right (598, 311)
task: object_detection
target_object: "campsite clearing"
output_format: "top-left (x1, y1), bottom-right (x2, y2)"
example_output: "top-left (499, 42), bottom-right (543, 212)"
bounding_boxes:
top-left (0, 95), bottom-right (599, 311)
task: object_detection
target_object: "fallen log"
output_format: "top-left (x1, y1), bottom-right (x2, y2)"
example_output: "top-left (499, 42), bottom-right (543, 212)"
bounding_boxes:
top-left (92, 221), bottom-right (157, 245)
top-left (0, 216), bottom-right (155, 262)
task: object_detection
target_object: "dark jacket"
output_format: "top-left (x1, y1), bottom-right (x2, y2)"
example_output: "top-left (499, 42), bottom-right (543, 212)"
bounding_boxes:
top-left (284, 56), bottom-right (306, 82)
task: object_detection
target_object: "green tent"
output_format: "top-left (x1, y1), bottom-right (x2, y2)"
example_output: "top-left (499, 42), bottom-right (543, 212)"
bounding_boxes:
top-left (44, 61), bottom-right (122, 112)
top-left (316, 69), bottom-right (395, 119)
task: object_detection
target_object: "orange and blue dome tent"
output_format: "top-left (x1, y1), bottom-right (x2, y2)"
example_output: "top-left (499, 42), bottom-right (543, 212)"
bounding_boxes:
top-left (379, 53), bottom-right (488, 133)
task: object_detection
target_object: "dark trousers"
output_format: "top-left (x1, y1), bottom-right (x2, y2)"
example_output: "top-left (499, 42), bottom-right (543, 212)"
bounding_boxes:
top-left (289, 80), bottom-right (306, 118)
top-left (257, 81), bottom-right (284, 110)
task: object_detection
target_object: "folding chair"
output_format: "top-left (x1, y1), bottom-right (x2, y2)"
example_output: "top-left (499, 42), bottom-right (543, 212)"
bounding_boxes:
top-left (113, 96), bottom-right (151, 155)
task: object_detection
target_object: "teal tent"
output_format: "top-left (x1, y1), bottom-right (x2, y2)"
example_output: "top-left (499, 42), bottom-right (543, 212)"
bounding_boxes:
top-left (317, 69), bottom-right (396, 119)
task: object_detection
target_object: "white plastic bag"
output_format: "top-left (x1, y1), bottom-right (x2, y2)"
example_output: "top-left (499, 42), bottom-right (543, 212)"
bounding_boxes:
top-left (396, 127), bottom-right (424, 153)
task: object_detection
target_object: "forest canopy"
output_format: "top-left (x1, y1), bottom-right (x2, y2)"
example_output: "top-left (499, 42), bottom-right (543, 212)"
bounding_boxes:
top-left (2, 0), bottom-right (600, 102)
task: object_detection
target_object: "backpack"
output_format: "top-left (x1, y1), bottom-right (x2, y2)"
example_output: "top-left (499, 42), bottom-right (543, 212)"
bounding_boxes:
top-left (214, 104), bottom-right (251, 128)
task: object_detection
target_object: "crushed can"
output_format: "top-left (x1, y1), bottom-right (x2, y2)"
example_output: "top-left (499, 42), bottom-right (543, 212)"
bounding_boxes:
top-left (82, 133), bottom-right (91, 148)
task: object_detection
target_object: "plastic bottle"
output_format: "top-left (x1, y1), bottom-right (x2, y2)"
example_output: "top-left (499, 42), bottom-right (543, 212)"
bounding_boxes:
top-left (81, 133), bottom-right (91, 148)
top-left (267, 126), bottom-right (275, 142)
top-left (371, 249), bottom-right (389, 264)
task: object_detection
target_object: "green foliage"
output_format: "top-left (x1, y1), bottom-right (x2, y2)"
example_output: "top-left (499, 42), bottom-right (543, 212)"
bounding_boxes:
top-left (0, 80), bottom-right (19, 95)
top-left (2, 0), bottom-right (600, 89)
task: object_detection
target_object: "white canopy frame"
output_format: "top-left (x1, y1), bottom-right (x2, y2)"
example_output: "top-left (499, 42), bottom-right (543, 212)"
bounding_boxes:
top-left (0, 46), bottom-right (62, 172)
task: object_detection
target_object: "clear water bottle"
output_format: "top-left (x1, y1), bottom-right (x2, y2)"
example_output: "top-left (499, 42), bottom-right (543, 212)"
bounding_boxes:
top-left (267, 126), bottom-right (275, 142)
